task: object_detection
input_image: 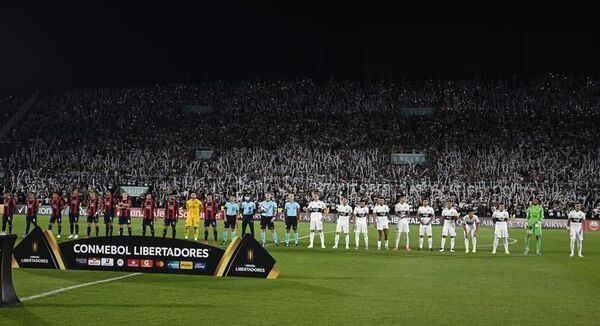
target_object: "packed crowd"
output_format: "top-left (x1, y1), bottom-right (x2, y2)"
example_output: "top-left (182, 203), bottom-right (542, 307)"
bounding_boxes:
top-left (1, 75), bottom-right (600, 217)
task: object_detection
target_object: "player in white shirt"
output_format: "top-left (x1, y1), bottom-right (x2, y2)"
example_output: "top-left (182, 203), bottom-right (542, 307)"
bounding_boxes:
top-left (333, 196), bottom-right (353, 250)
top-left (417, 199), bottom-right (435, 251)
top-left (393, 195), bottom-right (411, 252)
top-left (567, 203), bottom-right (586, 257)
top-left (307, 194), bottom-right (328, 249)
top-left (492, 203), bottom-right (510, 254)
top-left (462, 209), bottom-right (480, 253)
top-left (372, 197), bottom-right (390, 250)
top-left (439, 200), bottom-right (459, 252)
top-left (353, 199), bottom-right (370, 250)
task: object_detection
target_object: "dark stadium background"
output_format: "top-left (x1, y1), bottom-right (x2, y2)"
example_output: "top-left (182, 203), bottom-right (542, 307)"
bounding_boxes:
top-left (1, 1), bottom-right (599, 95)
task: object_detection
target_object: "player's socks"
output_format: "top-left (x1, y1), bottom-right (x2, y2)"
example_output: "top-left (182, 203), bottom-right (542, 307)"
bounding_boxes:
top-left (261, 231), bottom-right (267, 245)
top-left (105, 225), bottom-right (109, 236)
top-left (578, 239), bottom-right (583, 256)
top-left (345, 234), bottom-right (349, 248)
top-left (427, 236), bottom-right (432, 249)
top-left (285, 232), bottom-right (290, 245)
top-left (95, 226), bottom-right (99, 237)
top-left (75, 224), bottom-right (79, 235)
top-left (70, 224), bottom-right (74, 235)
top-left (472, 237), bottom-right (477, 252)
top-left (395, 232), bottom-right (400, 248)
top-left (204, 230), bottom-right (209, 241)
top-left (223, 231), bottom-right (228, 243)
top-left (194, 228), bottom-right (199, 240)
top-left (319, 231), bottom-right (325, 248)
top-left (385, 240), bottom-right (389, 249)
top-left (364, 234), bottom-right (368, 249)
top-left (450, 238), bottom-right (455, 251)
top-left (58, 225), bottom-right (62, 235)
top-left (87, 226), bottom-right (91, 237)
top-left (503, 238), bottom-right (509, 253)
top-left (272, 231), bottom-right (278, 245)
top-left (184, 228), bottom-right (189, 238)
top-left (355, 233), bottom-right (360, 248)
top-left (109, 226), bottom-right (114, 236)
top-left (309, 232), bottom-right (314, 247)
top-left (377, 240), bottom-right (381, 250)
top-left (119, 228), bottom-right (123, 236)
top-left (570, 237), bottom-right (575, 256)
top-left (334, 234), bottom-right (340, 247)
top-left (150, 225), bottom-right (155, 237)
top-left (172, 228), bottom-right (176, 239)
top-left (405, 236), bottom-right (410, 249)
top-left (8, 224), bottom-right (12, 234)
top-left (163, 229), bottom-right (168, 238)
top-left (464, 238), bottom-right (469, 252)
top-left (524, 237), bottom-right (531, 252)
top-left (419, 237), bottom-right (423, 249)
top-left (231, 230), bottom-right (235, 239)
top-left (213, 230), bottom-right (218, 241)
top-left (493, 237), bottom-right (499, 252)
top-left (127, 227), bottom-right (132, 236)
top-left (142, 225), bottom-right (147, 237)
top-left (440, 237), bottom-right (446, 250)
top-left (294, 232), bottom-right (298, 245)
top-left (1, 222), bottom-right (5, 232)
top-left (535, 238), bottom-right (541, 254)
top-left (26, 222), bottom-right (31, 234)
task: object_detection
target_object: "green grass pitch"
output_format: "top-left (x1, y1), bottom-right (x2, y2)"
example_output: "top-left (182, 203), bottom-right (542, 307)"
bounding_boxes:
top-left (1, 214), bottom-right (599, 325)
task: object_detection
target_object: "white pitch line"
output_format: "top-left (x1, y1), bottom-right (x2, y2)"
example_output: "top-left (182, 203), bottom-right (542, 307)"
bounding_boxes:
top-left (20, 273), bottom-right (141, 302)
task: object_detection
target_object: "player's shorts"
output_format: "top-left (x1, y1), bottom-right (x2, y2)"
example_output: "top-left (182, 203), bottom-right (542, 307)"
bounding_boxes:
top-left (164, 218), bottom-right (177, 227)
top-left (142, 218), bottom-right (154, 226)
top-left (336, 221), bottom-right (349, 233)
top-left (464, 225), bottom-right (477, 238)
top-left (69, 212), bottom-right (79, 223)
top-left (397, 218), bottom-right (410, 233)
top-left (285, 216), bottom-right (298, 230)
top-left (104, 212), bottom-right (114, 224)
top-left (376, 217), bottom-right (389, 230)
top-left (527, 225), bottom-right (542, 236)
top-left (26, 215), bottom-right (37, 224)
top-left (185, 216), bottom-right (199, 228)
top-left (494, 223), bottom-right (509, 238)
top-left (355, 219), bottom-right (368, 234)
top-left (224, 215), bottom-right (237, 228)
top-left (204, 219), bottom-right (217, 228)
top-left (242, 215), bottom-right (254, 223)
top-left (260, 216), bottom-right (274, 230)
top-left (118, 215), bottom-right (131, 225)
top-left (2, 215), bottom-right (13, 225)
top-left (442, 221), bottom-right (456, 237)
top-left (49, 215), bottom-right (62, 223)
top-left (419, 224), bottom-right (432, 236)
top-left (86, 215), bottom-right (99, 223)
top-left (310, 218), bottom-right (323, 231)
top-left (570, 224), bottom-right (583, 239)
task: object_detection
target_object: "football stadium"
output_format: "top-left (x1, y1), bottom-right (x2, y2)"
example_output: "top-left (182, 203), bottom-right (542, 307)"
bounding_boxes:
top-left (1, 2), bottom-right (600, 326)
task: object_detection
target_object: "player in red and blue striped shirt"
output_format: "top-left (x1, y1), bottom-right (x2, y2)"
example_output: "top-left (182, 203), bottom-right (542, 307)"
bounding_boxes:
top-left (48, 192), bottom-right (66, 238)
top-left (142, 193), bottom-right (156, 237)
top-left (163, 194), bottom-right (179, 239)
top-left (86, 190), bottom-right (101, 237)
top-left (2, 191), bottom-right (16, 235)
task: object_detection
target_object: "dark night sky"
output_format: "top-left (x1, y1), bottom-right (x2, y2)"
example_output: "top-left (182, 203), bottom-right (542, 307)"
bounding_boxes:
top-left (1, 1), bottom-right (599, 95)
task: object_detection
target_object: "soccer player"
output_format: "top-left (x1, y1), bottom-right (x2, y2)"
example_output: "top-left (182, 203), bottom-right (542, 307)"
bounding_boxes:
top-left (85, 190), bottom-right (101, 237)
top-left (48, 191), bottom-right (65, 238)
top-left (439, 200), bottom-right (459, 252)
top-left (24, 192), bottom-right (40, 236)
top-left (68, 189), bottom-right (81, 238)
top-left (259, 193), bottom-right (278, 247)
top-left (567, 203), bottom-right (585, 257)
top-left (117, 192), bottom-right (132, 236)
top-left (491, 203), bottom-right (510, 254)
top-left (373, 197), bottom-right (390, 250)
top-left (417, 199), bottom-right (435, 251)
top-left (223, 195), bottom-right (240, 244)
top-left (462, 209), bottom-right (480, 253)
top-left (393, 195), bottom-right (411, 252)
top-left (203, 194), bottom-right (219, 244)
top-left (184, 191), bottom-right (202, 241)
top-left (241, 196), bottom-right (256, 236)
top-left (141, 193), bottom-right (156, 237)
top-left (163, 194), bottom-right (179, 239)
top-left (307, 193), bottom-right (327, 249)
top-left (2, 191), bottom-right (16, 235)
top-left (524, 198), bottom-right (544, 256)
top-left (333, 196), bottom-right (352, 250)
top-left (353, 199), bottom-right (369, 249)
top-left (284, 193), bottom-right (300, 247)
top-left (102, 190), bottom-right (115, 236)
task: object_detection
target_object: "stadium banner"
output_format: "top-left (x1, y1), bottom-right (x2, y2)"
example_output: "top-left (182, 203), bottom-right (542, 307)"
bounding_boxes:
top-left (390, 153), bottom-right (427, 164)
top-left (116, 186), bottom-right (148, 197)
top-left (195, 148), bottom-right (214, 160)
top-left (12, 228), bottom-right (278, 279)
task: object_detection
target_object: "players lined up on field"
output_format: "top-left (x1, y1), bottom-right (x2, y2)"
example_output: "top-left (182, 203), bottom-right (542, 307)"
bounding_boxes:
top-left (1, 191), bottom-right (586, 257)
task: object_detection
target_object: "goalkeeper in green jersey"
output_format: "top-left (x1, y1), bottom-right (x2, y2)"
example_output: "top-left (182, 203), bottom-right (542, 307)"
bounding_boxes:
top-left (524, 198), bottom-right (544, 255)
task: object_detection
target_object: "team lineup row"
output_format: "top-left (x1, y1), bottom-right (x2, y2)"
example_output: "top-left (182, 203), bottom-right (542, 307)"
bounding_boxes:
top-left (2, 191), bottom-right (587, 257)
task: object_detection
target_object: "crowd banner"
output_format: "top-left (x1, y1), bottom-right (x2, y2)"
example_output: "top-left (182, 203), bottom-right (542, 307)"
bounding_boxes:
top-left (116, 186), bottom-right (149, 198)
top-left (12, 228), bottom-right (278, 279)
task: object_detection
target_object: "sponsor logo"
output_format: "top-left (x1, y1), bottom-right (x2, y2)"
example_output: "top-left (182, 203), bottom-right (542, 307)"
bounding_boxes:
top-left (194, 262), bottom-right (207, 270)
top-left (20, 256), bottom-right (49, 264)
top-left (234, 264), bottom-right (266, 273)
top-left (75, 257), bottom-right (87, 265)
top-left (247, 248), bottom-right (254, 263)
top-left (127, 259), bottom-right (140, 267)
top-left (101, 258), bottom-right (114, 267)
top-left (167, 260), bottom-right (179, 269)
top-left (88, 257), bottom-right (101, 266)
top-left (117, 259), bottom-right (124, 267)
top-left (31, 241), bottom-right (39, 254)
top-left (180, 261), bottom-right (193, 270)
top-left (154, 260), bottom-right (165, 268)
top-left (141, 259), bottom-right (153, 268)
